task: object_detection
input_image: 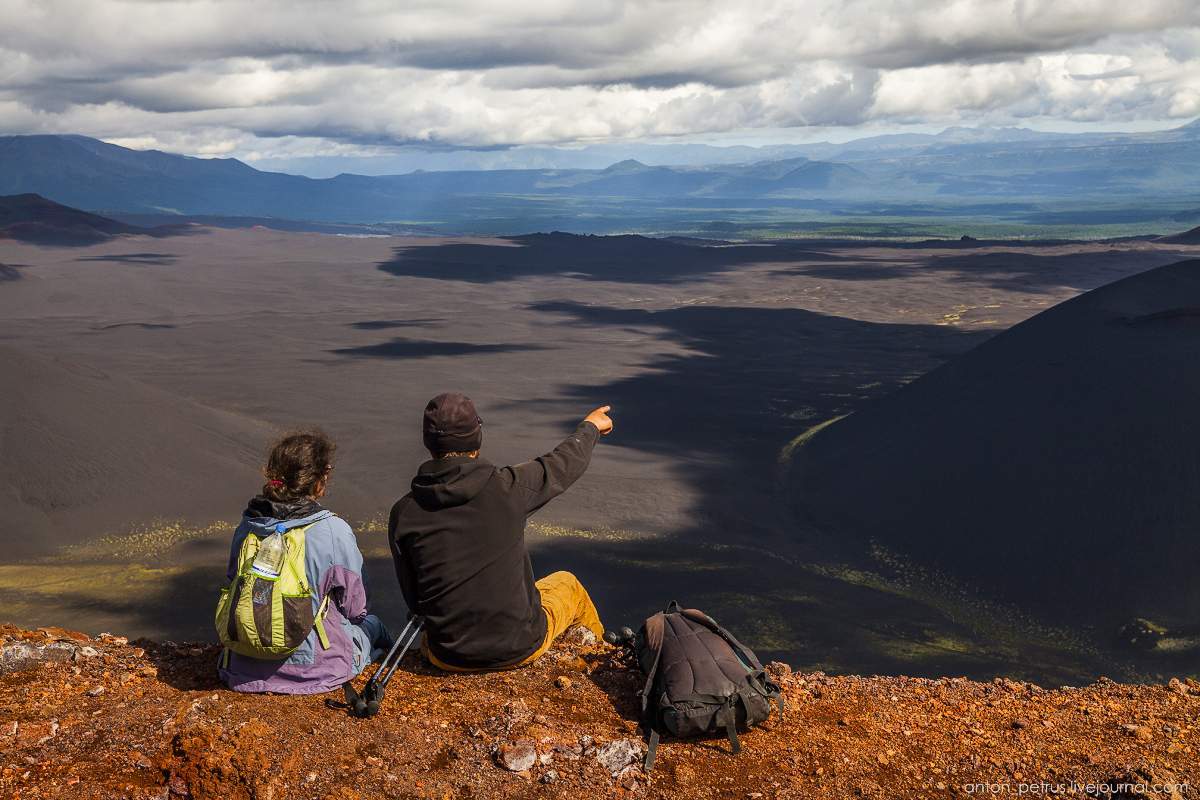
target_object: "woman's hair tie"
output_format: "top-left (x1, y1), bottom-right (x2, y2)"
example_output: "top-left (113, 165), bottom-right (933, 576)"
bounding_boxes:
top-left (268, 478), bottom-right (284, 487)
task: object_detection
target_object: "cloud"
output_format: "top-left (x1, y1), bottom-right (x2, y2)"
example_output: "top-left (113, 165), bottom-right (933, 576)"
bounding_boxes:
top-left (0, 0), bottom-right (1198, 156)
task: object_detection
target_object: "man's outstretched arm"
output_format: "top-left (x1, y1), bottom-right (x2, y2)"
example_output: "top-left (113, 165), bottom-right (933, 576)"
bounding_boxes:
top-left (505, 405), bottom-right (614, 516)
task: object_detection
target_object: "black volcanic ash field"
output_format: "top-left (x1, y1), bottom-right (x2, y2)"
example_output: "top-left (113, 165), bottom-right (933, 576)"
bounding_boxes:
top-left (1, 228), bottom-right (1196, 682)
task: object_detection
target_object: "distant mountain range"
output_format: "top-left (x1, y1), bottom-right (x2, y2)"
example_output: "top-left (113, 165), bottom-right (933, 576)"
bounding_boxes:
top-left (250, 121), bottom-right (1200, 176)
top-left (0, 135), bottom-right (872, 223)
top-left (2, 125), bottom-right (1200, 230)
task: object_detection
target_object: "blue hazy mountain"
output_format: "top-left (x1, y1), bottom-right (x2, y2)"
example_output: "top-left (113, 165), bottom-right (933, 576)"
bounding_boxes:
top-left (247, 121), bottom-right (1200, 176)
top-left (2, 124), bottom-right (1199, 227)
top-left (0, 135), bottom-right (873, 222)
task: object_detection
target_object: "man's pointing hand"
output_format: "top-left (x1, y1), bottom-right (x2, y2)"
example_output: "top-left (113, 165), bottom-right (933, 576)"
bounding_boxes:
top-left (584, 405), bottom-right (614, 435)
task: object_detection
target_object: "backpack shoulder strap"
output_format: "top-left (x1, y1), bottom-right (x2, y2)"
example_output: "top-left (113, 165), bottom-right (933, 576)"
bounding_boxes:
top-left (639, 612), bottom-right (667, 716)
top-left (644, 728), bottom-right (660, 772)
top-left (716, 698), bottom-right (742, 755)
top-left (639, 611), bottom-right (669, 772)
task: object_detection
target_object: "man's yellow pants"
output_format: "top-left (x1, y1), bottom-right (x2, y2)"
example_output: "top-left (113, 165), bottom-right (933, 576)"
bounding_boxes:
top-left (424, 571), bottom-right (604, 672)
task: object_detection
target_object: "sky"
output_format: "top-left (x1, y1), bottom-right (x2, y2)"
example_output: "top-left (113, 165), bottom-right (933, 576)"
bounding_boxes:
top-left (2, 0), bottom-right (1199, 175)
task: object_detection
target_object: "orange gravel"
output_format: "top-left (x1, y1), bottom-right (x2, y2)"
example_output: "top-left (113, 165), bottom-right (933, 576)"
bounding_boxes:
top-left (1, 624), bottom-right (1196, 799)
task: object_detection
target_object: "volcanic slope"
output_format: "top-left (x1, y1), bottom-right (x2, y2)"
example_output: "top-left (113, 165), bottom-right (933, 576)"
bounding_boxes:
top-left (1160, 225), bottom-right (1200, 244)
top-left (790, 258), bottom-right (1200, 635)
top-left (0, 346), bottom-right (267, 558)
top-left (0, 194), bottom-right (149, 245)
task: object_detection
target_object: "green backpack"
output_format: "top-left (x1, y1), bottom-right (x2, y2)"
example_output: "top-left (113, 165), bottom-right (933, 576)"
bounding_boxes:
top-left (215, 522), bottom-right (331, 661)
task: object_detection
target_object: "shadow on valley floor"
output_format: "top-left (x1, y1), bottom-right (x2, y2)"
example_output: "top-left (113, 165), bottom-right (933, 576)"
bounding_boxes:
top-left (331, 338), bottom-right (546, 359)
top-left (776, 248), bottom-right (1199, 293)
top-left (350, 318), bottom-right (446, 330)
top-left (75, 252), bottom-right (180, 266)
top-left (378, 231), bottom-right (1195, 298)
top-left (377, 233), bottom-right (860, 284)
top-left (522, 300), bottom-right (987, 450)
top-left (92, 322), bottom-right (177, 331)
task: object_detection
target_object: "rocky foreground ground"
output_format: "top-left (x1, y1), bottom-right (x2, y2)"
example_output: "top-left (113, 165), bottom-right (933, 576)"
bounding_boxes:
top-left (0, 624), bottom-right (1197, 799)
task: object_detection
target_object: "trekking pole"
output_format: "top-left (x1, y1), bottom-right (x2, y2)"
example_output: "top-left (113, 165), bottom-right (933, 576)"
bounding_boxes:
top-left (342, 616), bottom-right (424, 718)
top-left (371, 617), bottom-right (423, 694)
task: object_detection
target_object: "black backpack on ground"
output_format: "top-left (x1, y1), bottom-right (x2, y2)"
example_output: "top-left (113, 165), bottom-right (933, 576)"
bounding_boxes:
top-left (634, 601), bottom-right (784, 771)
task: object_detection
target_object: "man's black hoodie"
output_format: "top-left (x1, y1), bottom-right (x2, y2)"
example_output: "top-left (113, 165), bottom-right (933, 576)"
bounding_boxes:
top-left (388, 422), bottom-right (601, 669)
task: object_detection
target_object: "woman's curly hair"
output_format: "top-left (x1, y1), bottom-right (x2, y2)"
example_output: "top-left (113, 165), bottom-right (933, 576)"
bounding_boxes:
top-left (262, 430), bottom-right (336, 502)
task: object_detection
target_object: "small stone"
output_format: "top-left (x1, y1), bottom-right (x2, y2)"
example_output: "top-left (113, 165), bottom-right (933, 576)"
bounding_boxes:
top-left (2, 721), bottom-right (16, 737)
top-left (43, 642), bottom-right (78, 663)
top-left (304, 772), bottom-right (317, 783)
top-left (501, 699), bottom-right (532, 729)
top-left (579, 734), bottom-right (595, 754)
top-left (497, 740), bottom-right (538, 772)
top-left (168, 773), bottom-right (190, 796)
top-left (1011, 718), bottom-right (1028, 730)
top-left (0, 643), bottom-right (40, 671)
top-left (15, 719), bottom-right (58, 747)
top-left (1168, 677), bottom-right (1189, 696)
top-left (135, 754), bottom-right (154, 770)
top-left (76, 646), bottom-right (99, 660)
top-left (552, 742), bottom-right (583, 760)
top-left (838, 716), bottom-right (850, 726)
top-left (554, 675), bottom-right (572, 690)
top-left (748, 794), bottom-right (764, 799)
top-left (564, 626), bottom-right (597, 646)
top-left (86, 686), bottom-right (105, 697)
top-left (1120, 723), bottom-right (1152, 741)
top-left (595, 739), bottom-right (644, 777)
top-left (540, 770), bottom-right (559, 784)
top-left (876, 753), bottom-right (889, 765)
top-left (765, 661), bottom-right (792, 682)
top-left (365, 755), bottom-right (383, 768)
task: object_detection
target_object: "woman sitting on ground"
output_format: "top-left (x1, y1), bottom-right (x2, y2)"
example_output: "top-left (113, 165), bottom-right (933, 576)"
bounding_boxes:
top-left (219, 430), bottom-right (389, 694)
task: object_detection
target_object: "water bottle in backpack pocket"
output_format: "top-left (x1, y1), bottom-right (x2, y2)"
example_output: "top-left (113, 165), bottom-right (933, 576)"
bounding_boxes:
top-left (634, 601), bottom-right (784, 772)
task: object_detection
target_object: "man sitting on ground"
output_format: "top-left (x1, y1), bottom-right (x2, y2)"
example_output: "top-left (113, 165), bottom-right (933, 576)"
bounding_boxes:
top-left (388, 392), bottom-right (612, 671)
